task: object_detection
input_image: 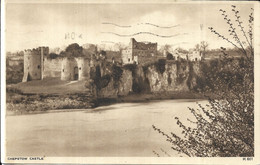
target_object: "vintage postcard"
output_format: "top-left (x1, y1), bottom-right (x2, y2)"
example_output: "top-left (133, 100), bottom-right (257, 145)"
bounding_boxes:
top-left (1, 0), bottom-right (260, 164)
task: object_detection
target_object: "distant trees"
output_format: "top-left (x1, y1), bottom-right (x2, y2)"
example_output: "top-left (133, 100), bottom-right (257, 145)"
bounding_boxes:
top-left (98, 50), bottom-right (107, 60)
top-left (195, 44), bottom-right (200, 51)
top-left (166, 53), bottom-right (174, 60)
top-left (56, 43), bottom-right (85, 58)
top-left (176, 47), bottom-right (189, 54)
top-left (64, 43), bottom-right (83, 57)
top-left (194, 41), bottom-right (209, 56)
top-left (114, 42), bottom-right (127, 53)
top-left (159, 44), bottom-right (173, 55)
top-left (160, 44), bottom-right (172, 52)
top-left (200, 41), bottom-right (209, 53)
top-left (47, 53), bottom-right (59, 59)
top-left (6, 51), bottom-right (24, 57)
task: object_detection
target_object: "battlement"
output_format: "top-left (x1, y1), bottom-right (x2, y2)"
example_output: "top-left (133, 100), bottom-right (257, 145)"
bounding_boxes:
top-left (130, 38), bottom-right (157, 51)
top-left (24, 47), bottom-right (49, 55)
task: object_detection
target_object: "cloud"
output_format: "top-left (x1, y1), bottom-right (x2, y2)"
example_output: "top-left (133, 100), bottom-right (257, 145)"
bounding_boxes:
top-left (138, 11), bottom-right (176, 26)
top-left (5, 3), bottom-right (254, 52)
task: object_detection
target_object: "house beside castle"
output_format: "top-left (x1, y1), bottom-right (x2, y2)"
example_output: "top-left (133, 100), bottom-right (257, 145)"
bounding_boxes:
top-left (121, 38), bottom-right (157, 65)
top-left (187, 50), bottom-right (203, 61)
top-left (164, 48), bottom-right (203, 61)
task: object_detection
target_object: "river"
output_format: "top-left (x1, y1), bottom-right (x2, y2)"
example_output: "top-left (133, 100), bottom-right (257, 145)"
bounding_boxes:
top-left (5, 99), bottom-right (207, 157)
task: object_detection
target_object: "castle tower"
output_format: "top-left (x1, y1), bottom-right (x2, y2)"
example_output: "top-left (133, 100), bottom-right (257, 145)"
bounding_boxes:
top-left (22, 47), bottom-right (49, 82)
top-left (129, 38), bottom-right (135, 50)
top-left (61, 57), bottom-right (78, 81)
top-left (76, 57), bottom-right (90, 81)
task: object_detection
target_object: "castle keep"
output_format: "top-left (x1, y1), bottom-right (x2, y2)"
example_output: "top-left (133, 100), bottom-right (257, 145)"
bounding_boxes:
top-left (122, 38), bottom-right (157, 64)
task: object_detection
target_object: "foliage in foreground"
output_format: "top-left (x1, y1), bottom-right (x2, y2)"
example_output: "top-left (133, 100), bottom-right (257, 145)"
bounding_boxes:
top-left (153, 5), bottom-right (254, 157)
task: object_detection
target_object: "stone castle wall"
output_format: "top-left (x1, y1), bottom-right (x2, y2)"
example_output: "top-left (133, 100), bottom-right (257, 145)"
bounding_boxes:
top-left (122, 49), bottom-right (133, 64)
top-left (43, 57), bottom-right (62, 78)
top-left (122, 38), bottom-right (157, 64)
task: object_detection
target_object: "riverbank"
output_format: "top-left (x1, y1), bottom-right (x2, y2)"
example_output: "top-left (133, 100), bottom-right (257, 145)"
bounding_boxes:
top-left (6, 84), bottom-right (208, 115)
top-left (6, 87), bottom-right (95, 115)
top-left (96, 91), bottom-right (208, 106)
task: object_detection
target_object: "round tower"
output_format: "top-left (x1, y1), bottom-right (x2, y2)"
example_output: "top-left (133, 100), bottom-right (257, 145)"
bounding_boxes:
top-left (76, 57), bottom-right (90, 80)
top-left (22, 47), bottom-right (49, 82)
top-left (61, 57), bottom-right (78, 81)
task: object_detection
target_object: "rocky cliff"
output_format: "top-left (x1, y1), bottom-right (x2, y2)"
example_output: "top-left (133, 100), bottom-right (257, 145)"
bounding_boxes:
top-left (91, 60), bottom-right (204, 99)
top-left (145, 61), bottom-right (190, 92)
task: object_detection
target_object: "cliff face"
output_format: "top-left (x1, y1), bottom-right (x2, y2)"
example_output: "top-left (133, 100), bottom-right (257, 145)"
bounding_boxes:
top-left (93, 63), bottom-right (133, 98)
top-left (188, 62), bottom-right (204, 90)
top-left (91, 60), bottom-right (203, 98)
top-left (145, 61), bottom-right (190, 92)
top-left (97, 69), bottom-right (133, 98)
top-left (118, 69), bottom-right (133, 95)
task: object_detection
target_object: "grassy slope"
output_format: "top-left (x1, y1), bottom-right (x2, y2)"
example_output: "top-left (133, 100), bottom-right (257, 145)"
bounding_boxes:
top-left (8, 77), bottom-right (89, 94)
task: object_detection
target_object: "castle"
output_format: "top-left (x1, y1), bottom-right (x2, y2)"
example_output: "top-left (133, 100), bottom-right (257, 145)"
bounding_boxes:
top-left (121, 38), bottom-right (157, 65)
top-left (22, 46), bottom-right (98, 82)
top-left (22, 38), bottom-right (203, 83)
top-left (22, 38), bottom-right (158, 83)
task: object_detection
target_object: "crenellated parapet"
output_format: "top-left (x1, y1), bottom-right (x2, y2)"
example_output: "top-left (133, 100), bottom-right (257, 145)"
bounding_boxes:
top-left (24, 47), bottom-right (49, 56)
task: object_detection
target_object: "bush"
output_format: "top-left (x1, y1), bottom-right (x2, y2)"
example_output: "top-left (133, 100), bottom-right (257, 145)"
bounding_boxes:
top-left (92, 66), bottom-right (112, 90)
top-left (112, 65), bottom-right (123, 88)
top-left (155, 59), bottom-right (166, 74)
top-left (123, 64), bottom-right (137, 72)
top-left (166, 53), bottom-right (174, 60)
top-left (64, 43), bottom-right (83, 57)
top-left (47, 53), bottom-right (59, 59)
top-left (99, 75), bottom-right (111, 89)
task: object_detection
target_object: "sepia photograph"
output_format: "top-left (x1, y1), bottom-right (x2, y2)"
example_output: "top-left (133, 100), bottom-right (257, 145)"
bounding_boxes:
top-left (1, 0), bottom-right (260, 164)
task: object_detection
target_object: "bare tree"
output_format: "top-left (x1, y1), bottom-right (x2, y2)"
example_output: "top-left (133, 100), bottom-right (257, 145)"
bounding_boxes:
top-left (200, 41), bottom-right (209, 53)
top-left (195, 44), bottom-right (200, 51)
top-left (159, 44), bottom-right (172, 53)
top-left (114, 42), bottom-right (127, 53)
top-left (153, 5), bottom-right (254, 157)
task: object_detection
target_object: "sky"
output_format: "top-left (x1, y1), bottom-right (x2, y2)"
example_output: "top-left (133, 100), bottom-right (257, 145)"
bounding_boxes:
top-left (5, 1), bottom-right (255, 52)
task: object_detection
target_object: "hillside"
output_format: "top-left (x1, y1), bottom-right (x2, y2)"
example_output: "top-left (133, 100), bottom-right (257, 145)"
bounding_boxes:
top-left (8, 77), bottom-right (89, 94)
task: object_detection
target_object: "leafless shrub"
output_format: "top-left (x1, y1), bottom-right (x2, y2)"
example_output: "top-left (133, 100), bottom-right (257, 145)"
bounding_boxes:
top-left (153, 5), bottom-right (254, 157)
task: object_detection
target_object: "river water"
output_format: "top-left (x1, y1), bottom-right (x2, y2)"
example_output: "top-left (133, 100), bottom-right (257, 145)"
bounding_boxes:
top-left (6, 99), bottom-right (207, 157)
